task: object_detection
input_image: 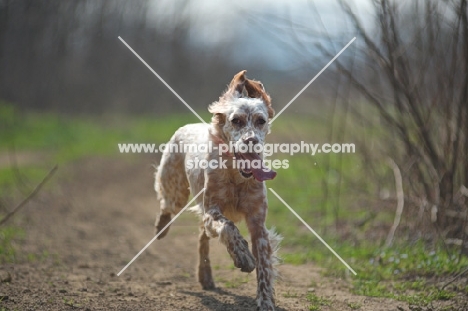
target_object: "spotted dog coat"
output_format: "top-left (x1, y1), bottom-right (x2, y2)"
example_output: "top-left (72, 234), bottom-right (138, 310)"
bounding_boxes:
top-left (155, 70), bottom-right (282, 310)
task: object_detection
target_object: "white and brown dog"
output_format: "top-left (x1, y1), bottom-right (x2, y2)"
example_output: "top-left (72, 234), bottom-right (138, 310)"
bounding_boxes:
top-left (155, 70), bottom-right (281, 310)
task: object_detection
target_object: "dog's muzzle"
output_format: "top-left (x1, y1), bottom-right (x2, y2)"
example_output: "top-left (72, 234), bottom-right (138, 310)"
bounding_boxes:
top-left (234, 150), bottom-right (276, 182)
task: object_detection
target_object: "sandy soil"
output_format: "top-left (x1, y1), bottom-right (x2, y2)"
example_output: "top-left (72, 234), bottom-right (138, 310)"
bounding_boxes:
top-left (0, 156), bottom-right (418, 310)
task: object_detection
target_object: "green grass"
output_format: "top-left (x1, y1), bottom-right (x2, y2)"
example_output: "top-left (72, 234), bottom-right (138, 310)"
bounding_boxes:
top-left (0, 104), bottom-right (210, 163)
top-left (63, 297), bottom-right (81, 308)
top-left (347, 243), bottom-right (464, 305)
top-left (217, 275), bottom-right (251, 288)
top-left (0, 225), bottom-right (25, 262)
top-left (347, 302), bottom-right (361, 310)
top-left (0, 166), bottom-right (51, 196)
top-left (281, 238), bottom-right (467, 306)
top-left (283, 291), bottom-right (299, 298)
top-left (306, 293), bottom-right (331, 311)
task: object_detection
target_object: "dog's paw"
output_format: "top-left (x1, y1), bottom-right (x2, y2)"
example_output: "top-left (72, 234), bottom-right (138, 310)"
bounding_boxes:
top-left (198, 266), bottom-right (215, 290)
top-left (257, 300), bottom-right (275, 311)
top-left (155, 213), bottom-right (172, 239)
top-left (200, 279), bottom-right (215, 290)
top-left (228, 237), bottom-right (256, 273)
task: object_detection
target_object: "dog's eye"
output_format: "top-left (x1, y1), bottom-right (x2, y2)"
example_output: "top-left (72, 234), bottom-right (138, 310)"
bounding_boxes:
top-left (231, 118), bottom-right (241, 125)
top-left (257, 118), bottom-right (266, 125)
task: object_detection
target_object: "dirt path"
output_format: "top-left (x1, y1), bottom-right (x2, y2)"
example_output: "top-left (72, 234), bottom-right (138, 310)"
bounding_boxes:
top-left (0, 156), bottom-right (405, 310)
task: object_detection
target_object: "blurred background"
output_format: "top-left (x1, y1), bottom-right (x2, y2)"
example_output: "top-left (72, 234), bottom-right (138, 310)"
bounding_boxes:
top-left (0, 0), bottom-right (360, 114)
top-left (1, 0), bottom-right (468, 306)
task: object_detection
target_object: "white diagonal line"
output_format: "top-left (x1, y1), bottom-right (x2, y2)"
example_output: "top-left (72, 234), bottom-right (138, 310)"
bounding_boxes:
top-left (118, 36), bottom-right (207, 125)
top-left (268, 188), bottom-right (357, 275)
top-left (269, 37), bottom-right (356, 124)
top-left (117, 188), bottom-right (205, 276)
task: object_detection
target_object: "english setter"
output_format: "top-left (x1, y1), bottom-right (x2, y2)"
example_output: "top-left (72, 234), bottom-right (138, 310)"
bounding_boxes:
top-left (155, 70), bottom-right (281, 310)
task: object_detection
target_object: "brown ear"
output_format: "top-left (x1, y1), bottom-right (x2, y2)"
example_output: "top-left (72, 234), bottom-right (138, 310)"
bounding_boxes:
top-left (244, 79), bottom-right (266, 100)
top-left (245, 79), bottom-right (275, 119)
top-left (211, 112), bottom-right (226, 126)
top-left (222, 70), bottom-right (275, 119)
top-left (226, 70), bottom-right (247, 96)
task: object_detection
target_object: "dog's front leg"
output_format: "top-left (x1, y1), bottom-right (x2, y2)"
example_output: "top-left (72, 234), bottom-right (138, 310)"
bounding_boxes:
top-left (203, 208), bottom-right (256, 273)
top-left (246, 208), bottom-right (276, 311)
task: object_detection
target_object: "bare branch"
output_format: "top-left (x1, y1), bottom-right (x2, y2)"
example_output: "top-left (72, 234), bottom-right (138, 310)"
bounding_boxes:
top-left (385, 157), bottom-right (405, 247)
top-left (0, 165), bottom-right (58, 226)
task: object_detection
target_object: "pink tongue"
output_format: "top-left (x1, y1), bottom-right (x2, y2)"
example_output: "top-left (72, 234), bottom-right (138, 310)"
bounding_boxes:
top-left (241, 153), bottom-right (277, 182)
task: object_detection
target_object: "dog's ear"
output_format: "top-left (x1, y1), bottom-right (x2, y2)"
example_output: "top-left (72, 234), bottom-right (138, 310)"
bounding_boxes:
top-left (245, 79), bottom-right (275, 119)
top-left (226, 70), bottom-right (247, 97)
top-left (208, 100), bottom-right (227, 126)
top-left (244, 79), bottom-right (265, 98)
top-left (219, 70), bottom-right (275, 119)
top-left (210, 112), bottom-right (226, 126)
top-left (208, 103), bottom-right (227, 142)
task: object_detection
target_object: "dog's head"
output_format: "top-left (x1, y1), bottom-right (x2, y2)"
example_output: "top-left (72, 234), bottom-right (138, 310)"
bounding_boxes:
top-left (208, 70), bottom-right (276, 181)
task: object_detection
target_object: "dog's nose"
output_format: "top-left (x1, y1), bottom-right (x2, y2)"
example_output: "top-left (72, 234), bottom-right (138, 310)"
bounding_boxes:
top-left (243, 135), bottom-right (259, 145)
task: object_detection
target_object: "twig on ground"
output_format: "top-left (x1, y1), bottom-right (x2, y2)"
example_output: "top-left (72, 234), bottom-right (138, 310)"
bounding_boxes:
top-left (441, 266), bottom-right (468, 290)
top-left (0, 165), bottom-right (58, 226)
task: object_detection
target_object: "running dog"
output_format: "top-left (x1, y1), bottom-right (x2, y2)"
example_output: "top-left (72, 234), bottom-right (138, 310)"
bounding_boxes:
top-left (155, 70), bottom-right (281, 310)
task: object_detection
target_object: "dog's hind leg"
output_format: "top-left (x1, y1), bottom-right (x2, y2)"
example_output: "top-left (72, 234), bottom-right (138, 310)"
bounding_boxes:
top-left (197, 224), bottom-right (215, 289)
top-left (154, 150), bottom-right (189, 239)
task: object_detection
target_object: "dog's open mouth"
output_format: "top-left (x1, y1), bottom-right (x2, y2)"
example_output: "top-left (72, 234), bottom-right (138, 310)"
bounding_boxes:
top-left (234, 152), bottom-right (277, 182)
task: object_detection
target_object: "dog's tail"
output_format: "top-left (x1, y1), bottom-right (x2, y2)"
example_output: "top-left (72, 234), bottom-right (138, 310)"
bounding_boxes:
top-left (188, 204), bottom-right (203, 216)
top-left (268, 227), bottom-right (283, 279)
top-left (267, 227), bottom-right (283, 302)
